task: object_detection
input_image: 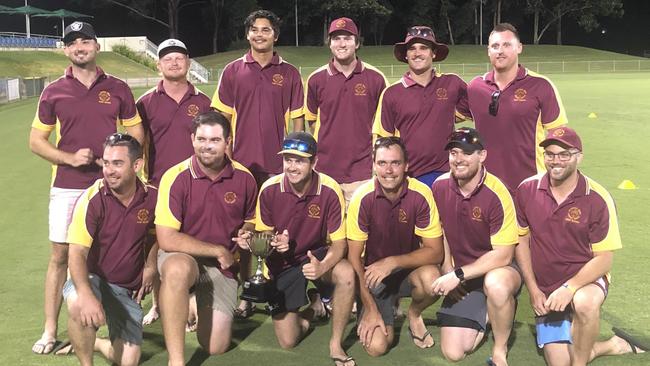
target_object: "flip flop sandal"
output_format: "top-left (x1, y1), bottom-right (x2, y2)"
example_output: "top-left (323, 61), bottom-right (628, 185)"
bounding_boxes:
top-left (234, 302), bottom-right (256, 319)
top-left (408, 326), bottom-right (435, 348)
top-left (32, 339), bottom-right (57, 355)
top-left (331, 355), bottom-right (356, 366)
top-left (613, 327), bottom-right (648, 354)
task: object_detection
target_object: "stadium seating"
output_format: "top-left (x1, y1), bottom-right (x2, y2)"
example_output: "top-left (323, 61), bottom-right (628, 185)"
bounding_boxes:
top-left (0, 36), bottom-right (57, 48)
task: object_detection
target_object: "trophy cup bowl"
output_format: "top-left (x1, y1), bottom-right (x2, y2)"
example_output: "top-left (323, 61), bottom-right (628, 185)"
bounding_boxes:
top-left (241, 232), bottom-right (275, 303)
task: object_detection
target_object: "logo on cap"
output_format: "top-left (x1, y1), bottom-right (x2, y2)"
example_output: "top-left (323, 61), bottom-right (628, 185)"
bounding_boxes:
top-left (471, 206), bottom-right (483, 222)
top-left (98, 91), bottom-right (111, 104)
top-left (168, 40), bottom-right (177, 46)
top-left (514, 88), bottom-right (527, 102)
top-left (70, 22), bottom-right (83, 31)
top-left (187, 104), bottom-right (199, 117)
top-left (565, 207), bottom-right (581, 224)
top-left (354, 83), bottom-right (367, 96)
top-left (335, 19), bottom-right (347, 28)
top-left (224, 192), bottom-right (237, 204)
top-left (271, 74), bottom-right (284, 86)
top-left (553, 128), bottom-right (566, 137)
top-left (308, 204), bottom-right (321, 219)
top-left (137, 209), bottom-right (150, 224)
top-left (436, 88), bottom-right (448, 100)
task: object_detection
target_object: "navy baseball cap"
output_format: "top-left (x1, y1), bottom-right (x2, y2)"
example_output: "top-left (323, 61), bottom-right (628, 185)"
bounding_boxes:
top-left (278, 132), bottom-right (317, 158)
top-left (63, 22), bottom-right (96, 44)
top-left (445, 127), bottom-right (484, 152)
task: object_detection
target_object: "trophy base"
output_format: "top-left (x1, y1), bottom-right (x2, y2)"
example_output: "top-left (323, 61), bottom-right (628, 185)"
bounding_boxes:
top-left (241, 280), bottom-right (275, 303)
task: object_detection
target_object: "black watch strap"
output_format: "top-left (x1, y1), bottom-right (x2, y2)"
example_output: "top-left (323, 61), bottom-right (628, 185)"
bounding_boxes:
top-left (454, 267), bottom-right (465, 282)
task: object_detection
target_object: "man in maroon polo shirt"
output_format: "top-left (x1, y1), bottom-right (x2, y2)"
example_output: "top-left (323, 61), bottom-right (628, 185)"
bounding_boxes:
top-left (305, 17), bottom-right (387, 204)
top-left (28, 21), bottom-right (144, 354)
top-left (248, 132), bottom-right (355, 366)
top-left (64, 133), bottom-right (156, 366)
top-left (212, 9), bottom-right (304, 184)
top-left (155, 112), bottom-right (257, 365)
top-left (467, 23), bottom-right (567, 191)
top-left (430, 128), bottom-right (520, 366)
top-left (347, 137), bottom-right (444, 356)
top-left (373, 26), bottom-right (470, 188)
top-left (515, 126), bottom-right (644, 365)
top-left (137, 38), bottom-right (212, 326)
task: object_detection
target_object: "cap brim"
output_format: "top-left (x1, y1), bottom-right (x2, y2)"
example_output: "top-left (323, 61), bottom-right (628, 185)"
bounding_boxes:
top-left (63, 32), bottom-right (95, 44)
top-left (158, 46), bottom-right (188, 58)
top-left (445, 141), bottom-right (483, 152)
top-left (539, 138), bottom-right (577, 150)
top-left (277, 149), bottom-right (313, 158)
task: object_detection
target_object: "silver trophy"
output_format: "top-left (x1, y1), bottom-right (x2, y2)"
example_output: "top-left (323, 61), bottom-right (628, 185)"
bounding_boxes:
top-left (241, 232), bottom-right (275, 303)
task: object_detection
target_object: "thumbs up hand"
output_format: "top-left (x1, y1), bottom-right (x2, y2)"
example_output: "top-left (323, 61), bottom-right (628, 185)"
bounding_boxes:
top-left (302, 250), bottom-right (324, 280)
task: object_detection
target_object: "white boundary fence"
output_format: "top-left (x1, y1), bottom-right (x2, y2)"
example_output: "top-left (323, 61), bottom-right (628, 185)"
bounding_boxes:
top-left (208, 59), bottom-right (650, 82)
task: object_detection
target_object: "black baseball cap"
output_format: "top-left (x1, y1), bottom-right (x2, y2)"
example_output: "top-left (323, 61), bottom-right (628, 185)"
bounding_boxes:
top-left (63, 21), bottom-right (97, 44)
top-left (278, 132), bottom-right (317, 158)
top-left (445, 127), bottom-right (484, 152)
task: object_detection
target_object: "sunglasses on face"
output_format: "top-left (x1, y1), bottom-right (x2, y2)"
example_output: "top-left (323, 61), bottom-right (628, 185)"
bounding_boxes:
top-left (489, 90), bottom-right (501, 116)
top-left (406, 27), bottom-right (434, 39)
top-left (282, 139), bottom-right (314, 154)
top-left (106, 133), bottom-right (135, 144)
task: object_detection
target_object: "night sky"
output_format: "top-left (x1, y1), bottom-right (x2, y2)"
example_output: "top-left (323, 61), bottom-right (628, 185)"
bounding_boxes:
top-left (1, 0), bottom-right (648, 57)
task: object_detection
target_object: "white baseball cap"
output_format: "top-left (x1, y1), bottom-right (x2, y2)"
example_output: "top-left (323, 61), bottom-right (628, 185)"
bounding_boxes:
top-left (157, 39), bottom-right (188, 58)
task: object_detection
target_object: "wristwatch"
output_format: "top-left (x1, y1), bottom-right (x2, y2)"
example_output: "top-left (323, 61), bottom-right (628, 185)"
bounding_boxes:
top-left (454, 267), bottom-right (465, 282)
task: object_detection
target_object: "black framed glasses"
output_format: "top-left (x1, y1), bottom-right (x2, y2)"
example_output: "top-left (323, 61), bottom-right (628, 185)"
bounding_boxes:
top-left (406, 26), bottom-right (433, 38)
top-left (489, 90), bottom-right (501, 116)
top-left (543, 150), bottom-right (580, 162)
top-left (106, 133), bottom-right (135, 144)
top-left (282, 139), bottom-right (315, 154)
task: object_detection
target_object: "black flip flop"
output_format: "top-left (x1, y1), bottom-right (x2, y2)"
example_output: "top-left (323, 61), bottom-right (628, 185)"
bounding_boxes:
top-left (408, 326), bottom-right (435, 348)
top-left (331, 356), bottom-right (356, 366)
top-left (613, 327), bottom-right (648, 354)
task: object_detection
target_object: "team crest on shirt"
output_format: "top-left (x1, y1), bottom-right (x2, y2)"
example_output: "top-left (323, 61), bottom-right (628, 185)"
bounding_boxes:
top-left (398, 208), bottom-right (407, 223)
top-left (307, 203), bottom-right (321, 219)
top-left (354, 83), bottom-right (367, 96)
top-left (98, 91), bottom-right (111, 104)
top-left (271, 74), bottom-right (284, 86)
top-left (187, 104), bottom-right (200, 117)
top-left (471, 206), bottom-right (483, 222)
top-left (514, 88), bottom-right (527, 102)
top-left (136, 209), bottom-right (150, 224)
top-left (436, 88), bottom-right (448, 100)
top-left (565, 207), bottom-right (581, 224)
top-left (224, 192), bottom-right (237, 204)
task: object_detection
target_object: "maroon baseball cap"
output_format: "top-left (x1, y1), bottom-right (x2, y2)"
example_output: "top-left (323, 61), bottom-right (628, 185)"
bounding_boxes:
top-left (539, 126), bottom-right (583, 151)
top-left (328, 17), bottom-right (358, 37)
top-left (394, 26), bottom-right (449, 63)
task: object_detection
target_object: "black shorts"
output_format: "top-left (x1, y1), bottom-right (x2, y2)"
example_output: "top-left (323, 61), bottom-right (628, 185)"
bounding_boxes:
top-left (357, 270), bottom-right (413, 326)
top-left (267, 250), bottom-right (331, 316)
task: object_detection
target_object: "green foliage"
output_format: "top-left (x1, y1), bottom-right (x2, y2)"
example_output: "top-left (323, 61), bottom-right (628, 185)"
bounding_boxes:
top-left (111, 44), bottom-right (158, 71)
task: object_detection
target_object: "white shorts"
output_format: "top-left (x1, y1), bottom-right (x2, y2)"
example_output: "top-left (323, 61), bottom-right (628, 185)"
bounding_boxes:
top-left (48, 187), bottom-right (85, 243)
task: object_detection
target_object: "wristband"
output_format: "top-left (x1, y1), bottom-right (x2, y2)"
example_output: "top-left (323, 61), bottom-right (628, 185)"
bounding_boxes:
top-left (561, 283), bottom-right (577, 294)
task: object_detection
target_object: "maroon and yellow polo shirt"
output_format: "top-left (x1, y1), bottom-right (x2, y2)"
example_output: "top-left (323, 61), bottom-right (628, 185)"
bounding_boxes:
top-left (467, 65), bottom-right (567, 191)
top-left (212, 51), bottom-right (304, 176)
top-left (137, 81), bottom-right (212, 186)
top-left (305, 59), bottom-right (387, 183)
top-left (515, 172), bottom-right (622, 296)
top-left (431, 168), bottom-right (518, 268)
top-left (32, 66), bottom-right (141, 189)
top-left (67, 179), bottom-right (156, 291)
top-left (155, 155), bottom-right (258, 278)
top-left (256, 172), bottom-right (346, 275)
top-left (373, 71), bottom-right (470, 178)
top-left (347, 177), bottom-right (442, 266)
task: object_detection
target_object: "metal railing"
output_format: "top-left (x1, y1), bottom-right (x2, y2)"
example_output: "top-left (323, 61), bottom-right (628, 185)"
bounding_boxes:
top-left (206, 59), bottom-right (650, 82)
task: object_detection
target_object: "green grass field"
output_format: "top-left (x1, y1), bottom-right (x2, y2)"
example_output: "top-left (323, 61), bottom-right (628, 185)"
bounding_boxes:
top-left (0, 49), bottom-right (649, 365)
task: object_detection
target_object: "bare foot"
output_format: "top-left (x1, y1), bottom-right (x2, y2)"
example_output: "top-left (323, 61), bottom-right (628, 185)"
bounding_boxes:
top-left (142, 305), bottom-right (160, 325)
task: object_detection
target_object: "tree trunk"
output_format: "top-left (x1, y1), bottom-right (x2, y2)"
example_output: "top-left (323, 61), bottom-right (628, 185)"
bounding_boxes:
top-left (533, 9), bottom-right (539, 45)
top-left (447, 16), bottom-right (455, 45)
top-left (474, 5), bottom-right (478, 45)
top-left (556, 10), bottom-right (562, 45)
top-left (168, 0), bottom-right (179, 38)
top-left (323, 14), bottom-right (328, 45)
